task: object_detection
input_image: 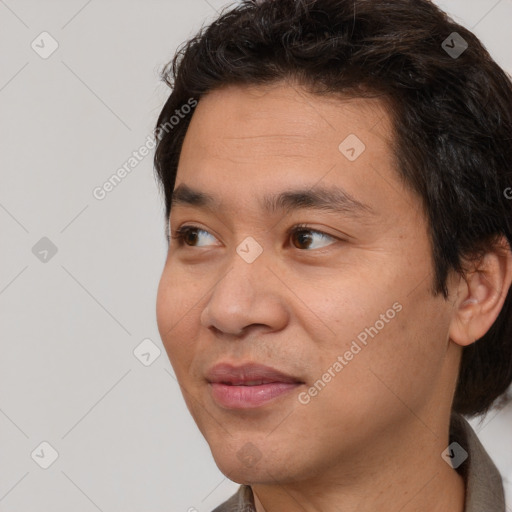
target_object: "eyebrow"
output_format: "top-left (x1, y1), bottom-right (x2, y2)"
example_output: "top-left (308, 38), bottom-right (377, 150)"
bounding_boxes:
top-left (170, 183), bottom-right (375, 218)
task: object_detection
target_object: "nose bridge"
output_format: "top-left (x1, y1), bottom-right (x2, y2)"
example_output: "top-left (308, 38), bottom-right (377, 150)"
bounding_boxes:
top-left (217, 232), bottom-right (269, 298)
top-left (211, 240), bottom-right (268, 315)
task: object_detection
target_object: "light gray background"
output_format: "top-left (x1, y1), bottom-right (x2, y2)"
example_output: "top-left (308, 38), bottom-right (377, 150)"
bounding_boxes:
top-left (0, 1), bottom-right (511, 511)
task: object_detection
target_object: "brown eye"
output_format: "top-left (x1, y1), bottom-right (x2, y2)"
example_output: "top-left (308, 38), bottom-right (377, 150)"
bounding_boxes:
top-left (172, 226), bottom-right (218, 247)
top-left (291, 229), bottom-right (314, 249)
top-left (182, 228), bottom-right (199, 246)
top-left (289, 226), bottom-right (336, 250)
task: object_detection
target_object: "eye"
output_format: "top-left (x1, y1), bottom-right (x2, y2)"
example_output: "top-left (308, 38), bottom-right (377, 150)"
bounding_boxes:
top-left (171, 224), bottom-right (338, 250)
top-left (288, 224), bottom-right (337, 250)
top-left (171, 225), bottom-right (219, 247)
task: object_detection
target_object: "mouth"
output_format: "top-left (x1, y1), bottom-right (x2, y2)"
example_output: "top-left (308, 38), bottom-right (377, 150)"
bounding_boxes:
top-left (206, 362), bottom-right (304, 409)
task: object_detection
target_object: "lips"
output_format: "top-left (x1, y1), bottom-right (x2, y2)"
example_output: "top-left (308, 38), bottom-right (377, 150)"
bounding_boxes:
top-left (206, 362), bottom-right (304, 409)
top-left (206, 362), bottom-right (302, 385)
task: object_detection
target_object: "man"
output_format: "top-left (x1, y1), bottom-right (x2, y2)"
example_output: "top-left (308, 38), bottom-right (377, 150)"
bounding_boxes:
top-left (153, 1), bottom-right (512, 510)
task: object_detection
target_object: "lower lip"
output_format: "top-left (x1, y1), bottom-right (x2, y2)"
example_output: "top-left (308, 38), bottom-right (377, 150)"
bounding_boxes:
top-left (209, 382), bottom-right (301, 409)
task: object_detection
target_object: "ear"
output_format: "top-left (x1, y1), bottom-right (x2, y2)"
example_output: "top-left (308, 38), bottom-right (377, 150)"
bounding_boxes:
top-left (449, 236), bottom-right (512, 347)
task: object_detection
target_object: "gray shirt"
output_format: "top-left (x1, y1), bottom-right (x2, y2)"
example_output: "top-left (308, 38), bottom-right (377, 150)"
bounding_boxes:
top-left (212, 412), bottom-right (505, 511)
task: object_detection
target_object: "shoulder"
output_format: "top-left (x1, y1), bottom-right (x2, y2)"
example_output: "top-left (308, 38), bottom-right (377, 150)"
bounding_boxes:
top-left (449, 411), bottom-right (505, 511)
top-left (211, 485), bottom-right (255, 512)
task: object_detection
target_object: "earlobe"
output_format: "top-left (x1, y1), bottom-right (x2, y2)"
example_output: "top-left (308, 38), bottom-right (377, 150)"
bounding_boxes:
top-left (449, 236), bottom-right (512, 347)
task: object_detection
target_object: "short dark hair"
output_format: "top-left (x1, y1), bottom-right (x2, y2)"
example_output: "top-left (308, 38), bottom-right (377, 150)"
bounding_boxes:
top-left (153, 0), bottom-right (512, 418)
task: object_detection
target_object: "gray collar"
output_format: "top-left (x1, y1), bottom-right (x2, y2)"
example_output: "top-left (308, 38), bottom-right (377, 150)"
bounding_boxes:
top-left (450, 411), bottom-right (505, 511)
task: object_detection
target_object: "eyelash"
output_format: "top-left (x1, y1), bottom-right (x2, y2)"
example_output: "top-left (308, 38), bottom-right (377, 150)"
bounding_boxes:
top-left (170, 223), bottom-right (338, 249)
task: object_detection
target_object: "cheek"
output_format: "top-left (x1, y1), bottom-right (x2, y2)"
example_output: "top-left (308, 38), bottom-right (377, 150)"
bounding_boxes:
top-left (156, 262), bottom-right (207, 328)
top-left (156, 267), bottom-right (202, 374)
top-left (156, 270), bottom-right (178, 342)
top-left (291, 298), bottom-right (451, 449)
top-left (289, 270), bottom-right (397, 352)
top-left (293, 262), bottom-right (449, 386)
top-left (348, 287), bottom-right (452, 408)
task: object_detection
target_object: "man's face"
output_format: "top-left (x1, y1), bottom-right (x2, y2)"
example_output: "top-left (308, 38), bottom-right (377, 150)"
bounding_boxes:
top-left (156, 82), bottom-right (460, 484)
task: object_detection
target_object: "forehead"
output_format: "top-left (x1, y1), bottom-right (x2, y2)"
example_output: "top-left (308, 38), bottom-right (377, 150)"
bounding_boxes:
top-left (181, 82), bottom-right (392, 161)
top-left (173, 81), bottom-right (411, 224)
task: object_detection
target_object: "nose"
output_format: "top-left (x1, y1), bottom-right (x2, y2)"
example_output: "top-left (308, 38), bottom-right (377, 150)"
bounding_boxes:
top-left (200, 249), bottom-right (289, 337)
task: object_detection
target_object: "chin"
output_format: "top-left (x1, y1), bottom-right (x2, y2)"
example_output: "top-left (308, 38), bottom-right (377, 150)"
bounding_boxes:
top-left (210, 440), bottom-right (305, 487)
top-left (207, 440), bottom-right (270, 483)
top-left (216, 464), bottom-right (264, 485)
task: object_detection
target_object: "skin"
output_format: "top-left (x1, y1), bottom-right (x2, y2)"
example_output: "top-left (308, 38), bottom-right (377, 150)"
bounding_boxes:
top-left (156, 80), bottom-right (512, 512)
